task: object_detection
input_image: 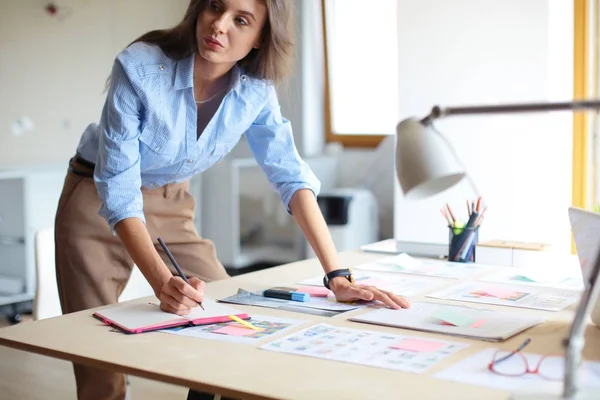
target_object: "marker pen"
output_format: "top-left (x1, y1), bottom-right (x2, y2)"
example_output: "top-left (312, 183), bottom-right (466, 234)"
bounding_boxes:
top-left (262, 287), bottom-right (310, 302)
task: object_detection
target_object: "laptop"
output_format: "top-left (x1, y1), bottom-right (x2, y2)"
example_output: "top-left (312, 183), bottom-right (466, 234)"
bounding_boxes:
top-left (568, 206), bottom-right (600, 327)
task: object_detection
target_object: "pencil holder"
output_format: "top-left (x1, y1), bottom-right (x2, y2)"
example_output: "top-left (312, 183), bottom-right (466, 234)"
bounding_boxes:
top-left (448, 225), bottom-right (479, 263)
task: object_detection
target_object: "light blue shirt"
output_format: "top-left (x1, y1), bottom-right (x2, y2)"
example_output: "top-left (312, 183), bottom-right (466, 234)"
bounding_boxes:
top-left (76, 42), bottom-right (321, 232)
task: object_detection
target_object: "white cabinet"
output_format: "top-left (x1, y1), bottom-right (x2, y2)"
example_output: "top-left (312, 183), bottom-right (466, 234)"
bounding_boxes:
top-left (0, 165), bottom-right (65, 316)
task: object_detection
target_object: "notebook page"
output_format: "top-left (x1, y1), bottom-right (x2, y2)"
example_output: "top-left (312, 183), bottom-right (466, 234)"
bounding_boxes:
top-left (94, 302), bottom-right (186, 332)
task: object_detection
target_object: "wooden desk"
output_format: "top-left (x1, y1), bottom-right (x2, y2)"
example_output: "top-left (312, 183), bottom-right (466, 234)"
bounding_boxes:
top-left (1, 251), bottom-right (599, 400)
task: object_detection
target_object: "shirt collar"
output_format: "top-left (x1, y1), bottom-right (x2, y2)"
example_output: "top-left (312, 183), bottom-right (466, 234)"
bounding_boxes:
top-left (173, 54), bottom-right (246, 93)
top-left (173, 53), bottom-right (194, 90)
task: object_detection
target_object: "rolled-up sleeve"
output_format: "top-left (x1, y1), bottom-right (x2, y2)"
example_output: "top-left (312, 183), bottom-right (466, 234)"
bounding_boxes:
top-left (245, 84), bottom-right (321, 213)
top-left (94, 57), bottom-right (145, 233)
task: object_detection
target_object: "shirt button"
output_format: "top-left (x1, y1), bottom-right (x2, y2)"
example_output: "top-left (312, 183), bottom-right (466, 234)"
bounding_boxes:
top-left (241, 75), bottom-right (247, 82)
top-left (155, 145), bottom-right (160, 150)
top-left (159, 65), bottom-right (165, 71)
top-left (187, 159), bottom-right (194, 164)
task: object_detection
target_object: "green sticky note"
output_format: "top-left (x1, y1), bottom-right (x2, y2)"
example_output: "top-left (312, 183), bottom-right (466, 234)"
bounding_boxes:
top-left (513, 275), bottom-right (536, 282)
top-left (432, 308), bottom-right (476, 327)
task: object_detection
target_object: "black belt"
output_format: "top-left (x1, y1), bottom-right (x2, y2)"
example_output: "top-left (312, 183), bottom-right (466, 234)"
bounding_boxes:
top-left (68, 155), bottom-right (95, 178)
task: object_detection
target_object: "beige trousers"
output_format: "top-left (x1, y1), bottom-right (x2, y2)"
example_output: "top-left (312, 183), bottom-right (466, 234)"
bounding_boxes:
top-left (54, 158), bottom-right (229, 400)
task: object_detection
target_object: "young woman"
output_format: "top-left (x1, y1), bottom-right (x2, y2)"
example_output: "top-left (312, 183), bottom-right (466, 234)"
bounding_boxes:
top-left (55, 0), bottom-right (409, 399)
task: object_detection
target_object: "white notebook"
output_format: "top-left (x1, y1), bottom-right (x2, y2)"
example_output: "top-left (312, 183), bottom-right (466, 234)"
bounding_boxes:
top-left (93, 298), bottom-right (249, 334)
top-left (349, 301), bottom-right (545, 342)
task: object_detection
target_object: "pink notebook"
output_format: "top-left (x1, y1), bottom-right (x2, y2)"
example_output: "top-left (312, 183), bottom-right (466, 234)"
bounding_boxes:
top-left (93, 298), bottom-right (250, 334)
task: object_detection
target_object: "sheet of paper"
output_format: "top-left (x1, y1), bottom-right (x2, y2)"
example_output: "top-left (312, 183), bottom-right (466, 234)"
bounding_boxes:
top-left (354, 277), bottom-right (388, 287)
top-left (297, 274), bottom-right (443, 298)
top-left (480, 286), bottom-right (521, 299)
top-left (480, 267), bottom-right (584, 290)
top-left (160, 314), bottom-right (306, 344)
top-left (434, 348), bottom-right (600, 391)
top-left (390, 338), bottom-right (448, 352)
top-left (260, 323), bottom-right (468, 374)
top-left (350, 302), bottom-right (544, 342)
top-left (354, 254), bottom-right (493, 280)
top-left (360, 239), bottom-right (403, 254)
top-left (426, 282), bottom-right (581, 311)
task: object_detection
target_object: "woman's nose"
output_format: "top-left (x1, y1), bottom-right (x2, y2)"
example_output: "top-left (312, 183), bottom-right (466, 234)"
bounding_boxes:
top-left (211, 15), bottom-right (227, 34)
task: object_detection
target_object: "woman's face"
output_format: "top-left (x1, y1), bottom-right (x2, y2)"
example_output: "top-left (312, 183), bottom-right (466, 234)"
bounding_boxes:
top-left (196, 0), bottom-right (267, 66)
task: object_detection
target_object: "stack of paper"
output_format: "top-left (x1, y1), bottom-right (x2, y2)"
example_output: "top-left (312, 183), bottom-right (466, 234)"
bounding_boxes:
top-left (480, 267), bottom-right (584, 290)
top-left (260, 323), bottom-right (469, 373)
top-left (349, 301), bottom-right (545, 342)
top-left (426, 281), bottom-right (580, 311)
top-left (354, 253), bottom-right (493, 280)
top-left (297, 272), bottom-right (443, 297)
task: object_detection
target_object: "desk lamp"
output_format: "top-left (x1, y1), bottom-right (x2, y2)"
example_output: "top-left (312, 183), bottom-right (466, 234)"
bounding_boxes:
top-left (395, 100), bottom-right (600, 400)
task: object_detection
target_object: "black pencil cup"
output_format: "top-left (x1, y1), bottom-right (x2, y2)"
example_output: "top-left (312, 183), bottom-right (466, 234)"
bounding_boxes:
top-left (448, 225), bottom-right (479, 263)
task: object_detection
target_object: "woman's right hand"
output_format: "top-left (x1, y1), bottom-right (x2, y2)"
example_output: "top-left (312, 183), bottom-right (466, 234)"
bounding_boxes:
top-left (157, 276), bottom-right (206, 315)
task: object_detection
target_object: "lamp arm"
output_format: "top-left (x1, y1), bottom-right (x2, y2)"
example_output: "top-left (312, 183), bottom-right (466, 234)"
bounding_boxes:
top-left (562, 248), bottom-right (600, 399)
top-left (422, 100), bottom-right (600, 123)
top-left (414, 98), bottom-right (600, 399)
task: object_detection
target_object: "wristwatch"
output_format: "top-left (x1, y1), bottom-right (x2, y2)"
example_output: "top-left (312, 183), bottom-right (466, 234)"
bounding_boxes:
top-left (323, 268), bottom-right (355, 290)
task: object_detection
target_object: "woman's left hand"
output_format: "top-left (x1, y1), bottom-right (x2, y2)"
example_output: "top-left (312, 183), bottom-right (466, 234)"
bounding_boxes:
top-left (329, 277), bottom-right (410, 310)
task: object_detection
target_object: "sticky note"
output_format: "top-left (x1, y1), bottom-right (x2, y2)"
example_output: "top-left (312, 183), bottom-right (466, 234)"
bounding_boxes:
top-left (390, 338), bottom-right (447, 352)
top-left (468, 319), bottom-right (486, 328)
top-left (213, 324), bottom-right (257, 337)
top-left (513, 275), bottom-right (536, 282)
top-left (482, 287), bottom-right (517, 299)
top-left (432, 308), bottom-right (476, 327)
top-left (296, 286), bottom-right (331, 297)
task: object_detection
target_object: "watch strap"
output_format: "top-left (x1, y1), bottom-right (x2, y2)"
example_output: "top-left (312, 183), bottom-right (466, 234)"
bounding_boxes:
top-left (323, 268), bottom-right (354, 289)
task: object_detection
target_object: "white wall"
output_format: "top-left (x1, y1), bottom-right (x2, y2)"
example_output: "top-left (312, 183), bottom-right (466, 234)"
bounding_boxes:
top-left (393, 0), bottom-right (574, 251)
top-left (0, 0), bottom-right (189, 167)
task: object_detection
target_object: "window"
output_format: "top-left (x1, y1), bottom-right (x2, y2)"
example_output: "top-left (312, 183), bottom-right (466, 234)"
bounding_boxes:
top-left (322, 0), bottom-right (398, 148)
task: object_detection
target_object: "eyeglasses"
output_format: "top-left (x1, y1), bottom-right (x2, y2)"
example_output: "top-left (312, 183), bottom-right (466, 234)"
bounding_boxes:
top-left (488, 338), bottom-right (566, 381)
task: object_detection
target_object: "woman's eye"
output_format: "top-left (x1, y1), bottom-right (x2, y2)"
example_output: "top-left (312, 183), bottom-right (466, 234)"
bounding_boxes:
top-left (235, 17), bottom-right (247, 25)
top-left (210, 2), bottom-right (220, 11)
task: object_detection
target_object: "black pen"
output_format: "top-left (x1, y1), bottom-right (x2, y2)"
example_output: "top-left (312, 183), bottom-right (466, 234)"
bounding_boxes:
top-left (157, 237), bottom-right (204, 310)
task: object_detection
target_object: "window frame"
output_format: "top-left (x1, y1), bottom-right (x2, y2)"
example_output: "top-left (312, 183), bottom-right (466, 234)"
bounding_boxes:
top-left (321, 0), bottom-right (386, 148)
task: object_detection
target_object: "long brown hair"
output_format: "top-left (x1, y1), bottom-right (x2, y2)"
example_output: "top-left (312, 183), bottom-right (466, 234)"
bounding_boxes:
top-left (128, 0), bottom-right (294, 84)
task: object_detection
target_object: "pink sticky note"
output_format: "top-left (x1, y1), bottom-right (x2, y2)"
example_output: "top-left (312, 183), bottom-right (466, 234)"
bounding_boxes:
top-left (296, 286), bottom-right (331, 297)
top-left (355, 278), bottom-right (387, 287)
top-left (212, 324), bottom-right (257, 337)
top-left (469, 319), bottom-right (486, 328)
top-left (482, 287), bottom-right (517, 299)
top-left (390, 339), bottom-right (447, 352)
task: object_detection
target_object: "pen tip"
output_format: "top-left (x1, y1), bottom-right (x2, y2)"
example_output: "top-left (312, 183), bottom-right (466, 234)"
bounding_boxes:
top-left (199, 303), bottom-right (205, 310)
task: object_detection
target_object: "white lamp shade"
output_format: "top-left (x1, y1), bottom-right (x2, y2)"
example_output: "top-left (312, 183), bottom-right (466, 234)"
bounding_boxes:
top-left (395, 118), bottom-right (466, 200)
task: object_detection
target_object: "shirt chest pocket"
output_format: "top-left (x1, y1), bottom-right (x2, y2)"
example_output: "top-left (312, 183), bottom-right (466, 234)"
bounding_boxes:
top-left (139, 125), bottom-right (179, 154)
top-left (138, 125), bottom-right (180, 169)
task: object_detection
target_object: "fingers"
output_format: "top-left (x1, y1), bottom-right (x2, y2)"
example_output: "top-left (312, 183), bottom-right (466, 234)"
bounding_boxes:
top-left (353, 285), bottom-right (410, 309)
top-left (349, 286), bottom-right (375, 302)
top-left (163, 277), bottom-right (204, 307)
top-left (188, 277), bottom-right (206, 295)
top-left (159, 295), bottom-right (191, 315)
